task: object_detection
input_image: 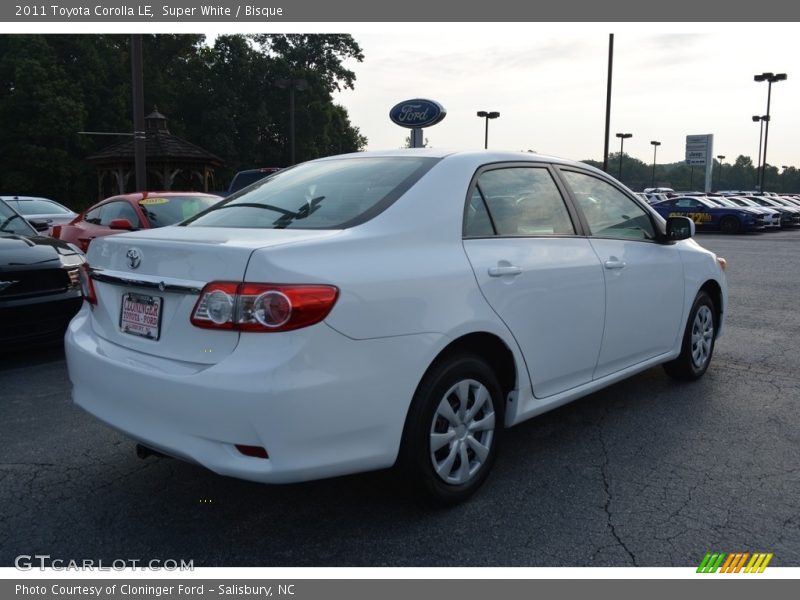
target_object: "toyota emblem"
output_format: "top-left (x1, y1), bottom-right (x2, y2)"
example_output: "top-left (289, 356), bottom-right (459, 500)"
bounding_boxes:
top-left (126, 248), bottom-right (142, 269)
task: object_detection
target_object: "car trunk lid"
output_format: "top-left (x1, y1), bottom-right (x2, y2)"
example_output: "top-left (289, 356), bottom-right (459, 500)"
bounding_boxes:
top-left (85, 226), bottom-right (340, 364)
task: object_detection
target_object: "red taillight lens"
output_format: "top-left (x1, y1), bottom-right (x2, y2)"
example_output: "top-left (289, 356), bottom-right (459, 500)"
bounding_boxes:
top-left (191, 283), bottom-right (338, 332)
top-left (78, 264), bottom-right (97, 305)
top-left (51, 225), bottom-right (62, 238)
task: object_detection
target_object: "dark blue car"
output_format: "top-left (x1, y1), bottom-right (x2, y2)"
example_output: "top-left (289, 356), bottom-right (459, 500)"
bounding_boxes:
top-left (651, 196), bottom-right (764, 234)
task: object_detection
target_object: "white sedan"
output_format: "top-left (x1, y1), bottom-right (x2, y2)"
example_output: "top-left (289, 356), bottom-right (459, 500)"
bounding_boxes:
top-left (66, 150), bottom-right (727, 505)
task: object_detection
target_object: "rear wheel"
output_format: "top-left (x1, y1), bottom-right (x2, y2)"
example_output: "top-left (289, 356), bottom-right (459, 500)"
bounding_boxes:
top-left (663, 291), bottom-right (717, 381)
top-left (398, 354), bottom-right (503, 506)
top-left (720, 216), bottom-right (741, 234)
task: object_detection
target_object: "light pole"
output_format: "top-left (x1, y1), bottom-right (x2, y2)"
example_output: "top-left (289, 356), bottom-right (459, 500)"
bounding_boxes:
top-left (275, 78), bottom-right (309, 165)
top-left (754, 72), bottom-right (787, 191)
top-left (715, 155), bottom-right (725, 191)
top-left (615, 133), bottom-right (632, 180)
top-left (131, 34), bottom-right (146, 192)
top-left (476, 111), bottom-right (500, 149)
top-left (603, 34), bottom-right (614, 173)
top-left (753, 115), bottom-right (769, 190)
top-left (650, 140), bottom-right (660, 187)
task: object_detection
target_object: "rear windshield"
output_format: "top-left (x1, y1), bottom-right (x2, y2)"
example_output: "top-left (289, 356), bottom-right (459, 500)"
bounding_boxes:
top-left (138, 195), bottom-right (221, 227)
top-left (184, 157), bottom-right (439, 229)
top-left (229, 169), bottom-right (281, 193)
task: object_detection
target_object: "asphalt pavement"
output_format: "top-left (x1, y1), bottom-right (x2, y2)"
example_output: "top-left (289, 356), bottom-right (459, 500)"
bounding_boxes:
top-left (1, 230), bottom-right (798, 567)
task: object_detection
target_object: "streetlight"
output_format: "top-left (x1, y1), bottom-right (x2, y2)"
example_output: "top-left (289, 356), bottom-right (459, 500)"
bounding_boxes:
top-left (476, 111), bottom-right (500, 149)
top-left (615, 133), bottom-right (632, 180)
top-left (275, 78), bottom-right (309, 165)
top-left (752, 115), bottom-right (768, 188)
top-left (650, 140), bottom-right (661, 187)
top-left (754, 72), bottom-right (787, 191)
top-left (715, 155), bottom-right (725, 191)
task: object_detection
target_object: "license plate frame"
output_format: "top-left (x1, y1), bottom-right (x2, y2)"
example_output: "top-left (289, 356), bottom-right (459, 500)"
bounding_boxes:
top-left (119, 292), bottom-right (163, 341)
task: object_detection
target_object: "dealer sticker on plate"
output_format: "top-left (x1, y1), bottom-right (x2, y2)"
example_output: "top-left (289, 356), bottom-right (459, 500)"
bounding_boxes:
top-left (120, 292), bottom-right (162, 340)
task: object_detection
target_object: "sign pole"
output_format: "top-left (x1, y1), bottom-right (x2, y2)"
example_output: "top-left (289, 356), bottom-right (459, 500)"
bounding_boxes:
top-left (411, 128), bottom-right (424, 148)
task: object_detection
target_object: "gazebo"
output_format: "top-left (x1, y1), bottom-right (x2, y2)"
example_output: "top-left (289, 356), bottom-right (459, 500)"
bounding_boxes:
top-left (86, 109), bottom-right (223, 199)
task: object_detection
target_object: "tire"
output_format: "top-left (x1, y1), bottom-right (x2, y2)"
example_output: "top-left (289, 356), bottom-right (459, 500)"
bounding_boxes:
top-left (720, 216), bottom-right (741, 234)
top-left (663, 291), bottom-right (717, 381)
top-left (398, 354), bottom-right (504, 506)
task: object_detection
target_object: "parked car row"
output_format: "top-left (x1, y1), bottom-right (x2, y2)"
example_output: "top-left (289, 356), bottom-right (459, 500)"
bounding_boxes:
top-left (648, 192), bottom-right (800, 234)
top-left (1, 191), bottom-right (222, 346)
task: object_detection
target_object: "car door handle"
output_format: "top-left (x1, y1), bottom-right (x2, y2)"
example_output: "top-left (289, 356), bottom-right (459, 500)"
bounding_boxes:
top-left (488, 265), bottom-right (522, 277)
top-left (604, 259), bottom-right (626, 270)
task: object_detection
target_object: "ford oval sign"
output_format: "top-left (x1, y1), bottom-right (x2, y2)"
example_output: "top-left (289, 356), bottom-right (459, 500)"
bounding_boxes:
top-left (389, 99), bottom-right (447, 129)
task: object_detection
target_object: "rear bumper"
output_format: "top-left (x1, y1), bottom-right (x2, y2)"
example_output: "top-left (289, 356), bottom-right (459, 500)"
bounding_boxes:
top-left (65, 306), bottom-right (443, 483)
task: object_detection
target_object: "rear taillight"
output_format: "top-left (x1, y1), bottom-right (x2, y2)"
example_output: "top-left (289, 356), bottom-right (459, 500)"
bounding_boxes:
top-left (51, 225), bottom-right (62, 238)
top-left (78, 264), bottom-right (96, 305)
top-left (191, 282), bottom-right (338, 332)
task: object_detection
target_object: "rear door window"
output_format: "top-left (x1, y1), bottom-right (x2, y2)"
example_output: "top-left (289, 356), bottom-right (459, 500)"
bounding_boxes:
top-left (466, 167), bottom-right (575, 237)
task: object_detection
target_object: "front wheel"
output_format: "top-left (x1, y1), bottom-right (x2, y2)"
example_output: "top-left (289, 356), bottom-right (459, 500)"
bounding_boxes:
top-left (398, 354), bottom-right (504, 506)
top-left (663, 291), bottom-right (717, 381)
top-left (720, 216), bottom-right (741, 234)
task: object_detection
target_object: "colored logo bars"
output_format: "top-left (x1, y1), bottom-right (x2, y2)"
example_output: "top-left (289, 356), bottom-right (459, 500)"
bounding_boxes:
top-left (697, 552), bottom-right (773, 573)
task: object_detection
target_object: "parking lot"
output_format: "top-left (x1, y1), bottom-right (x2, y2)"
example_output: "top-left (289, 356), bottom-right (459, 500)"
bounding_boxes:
top-left (1, 230), bottom-right (798, 568)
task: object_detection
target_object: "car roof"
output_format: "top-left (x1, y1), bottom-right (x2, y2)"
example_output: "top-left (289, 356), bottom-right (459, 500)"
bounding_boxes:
top-left (313, 149), bottom-right (607, 176)
top-left (0, 195), bottom-right (61, 203)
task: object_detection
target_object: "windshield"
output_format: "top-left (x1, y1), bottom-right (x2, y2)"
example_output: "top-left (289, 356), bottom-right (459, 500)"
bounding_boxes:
top-left (185, 157), bottom-right (439, 230)
top-left (6, 198), bottom-right (71, 215)
top-left (138, 195), bottom-right (221, 227)
top-left (0, 201), bottom-right (37, 236)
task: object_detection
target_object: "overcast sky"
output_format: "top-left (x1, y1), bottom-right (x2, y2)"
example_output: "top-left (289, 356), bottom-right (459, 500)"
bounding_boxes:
top-left (7, 22), bottom-right (798, 168)
top-left (329, 25), bottom-right (799, 168)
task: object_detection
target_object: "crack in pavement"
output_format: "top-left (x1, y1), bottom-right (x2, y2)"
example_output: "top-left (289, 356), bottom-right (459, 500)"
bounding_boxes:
top-left (597, 407), bottom-right (637, 566)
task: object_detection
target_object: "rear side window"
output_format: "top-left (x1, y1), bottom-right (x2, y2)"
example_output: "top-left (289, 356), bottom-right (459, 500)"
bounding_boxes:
top-left (84, 206), bottom-right (102, 225)
top-left (466, 167), bottom-right (575, 237)
top-left (185, 157), bottom-right (439, 230)
top-left (674, 199), bottom-right (703, 209)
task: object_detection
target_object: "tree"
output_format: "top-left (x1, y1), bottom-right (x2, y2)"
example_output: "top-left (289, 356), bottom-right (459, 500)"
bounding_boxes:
top-left (250, 34), bottom-right (364, 92)
top-left (0, 36), bottom-right (88, 202)
top-left (403, 133), bottom-right (430, 148)
top-left (0, 34), bottom-right (368, 208)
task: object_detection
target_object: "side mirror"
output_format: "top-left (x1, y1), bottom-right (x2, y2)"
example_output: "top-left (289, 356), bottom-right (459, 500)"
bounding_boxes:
top-left (109, 218), bottom-right (134, 231)
top-left (28, 219), bottom-right (50, 232)
top-left (666, 216), bottom-right (695, 241)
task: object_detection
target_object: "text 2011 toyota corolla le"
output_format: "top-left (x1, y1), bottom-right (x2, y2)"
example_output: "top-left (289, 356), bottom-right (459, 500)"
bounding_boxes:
top-left (66, 150), bottom-right (727, 505)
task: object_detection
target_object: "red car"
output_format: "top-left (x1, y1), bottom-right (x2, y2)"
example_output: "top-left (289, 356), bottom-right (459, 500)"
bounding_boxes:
top-left (53, 192), bottom-right (221, 252)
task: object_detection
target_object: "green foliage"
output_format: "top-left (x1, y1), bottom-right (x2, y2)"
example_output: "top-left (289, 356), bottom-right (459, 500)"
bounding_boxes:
top-left (583, 152), bottom-right (796, 193)
top-left (0, 34), bottom-right (367, 209)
